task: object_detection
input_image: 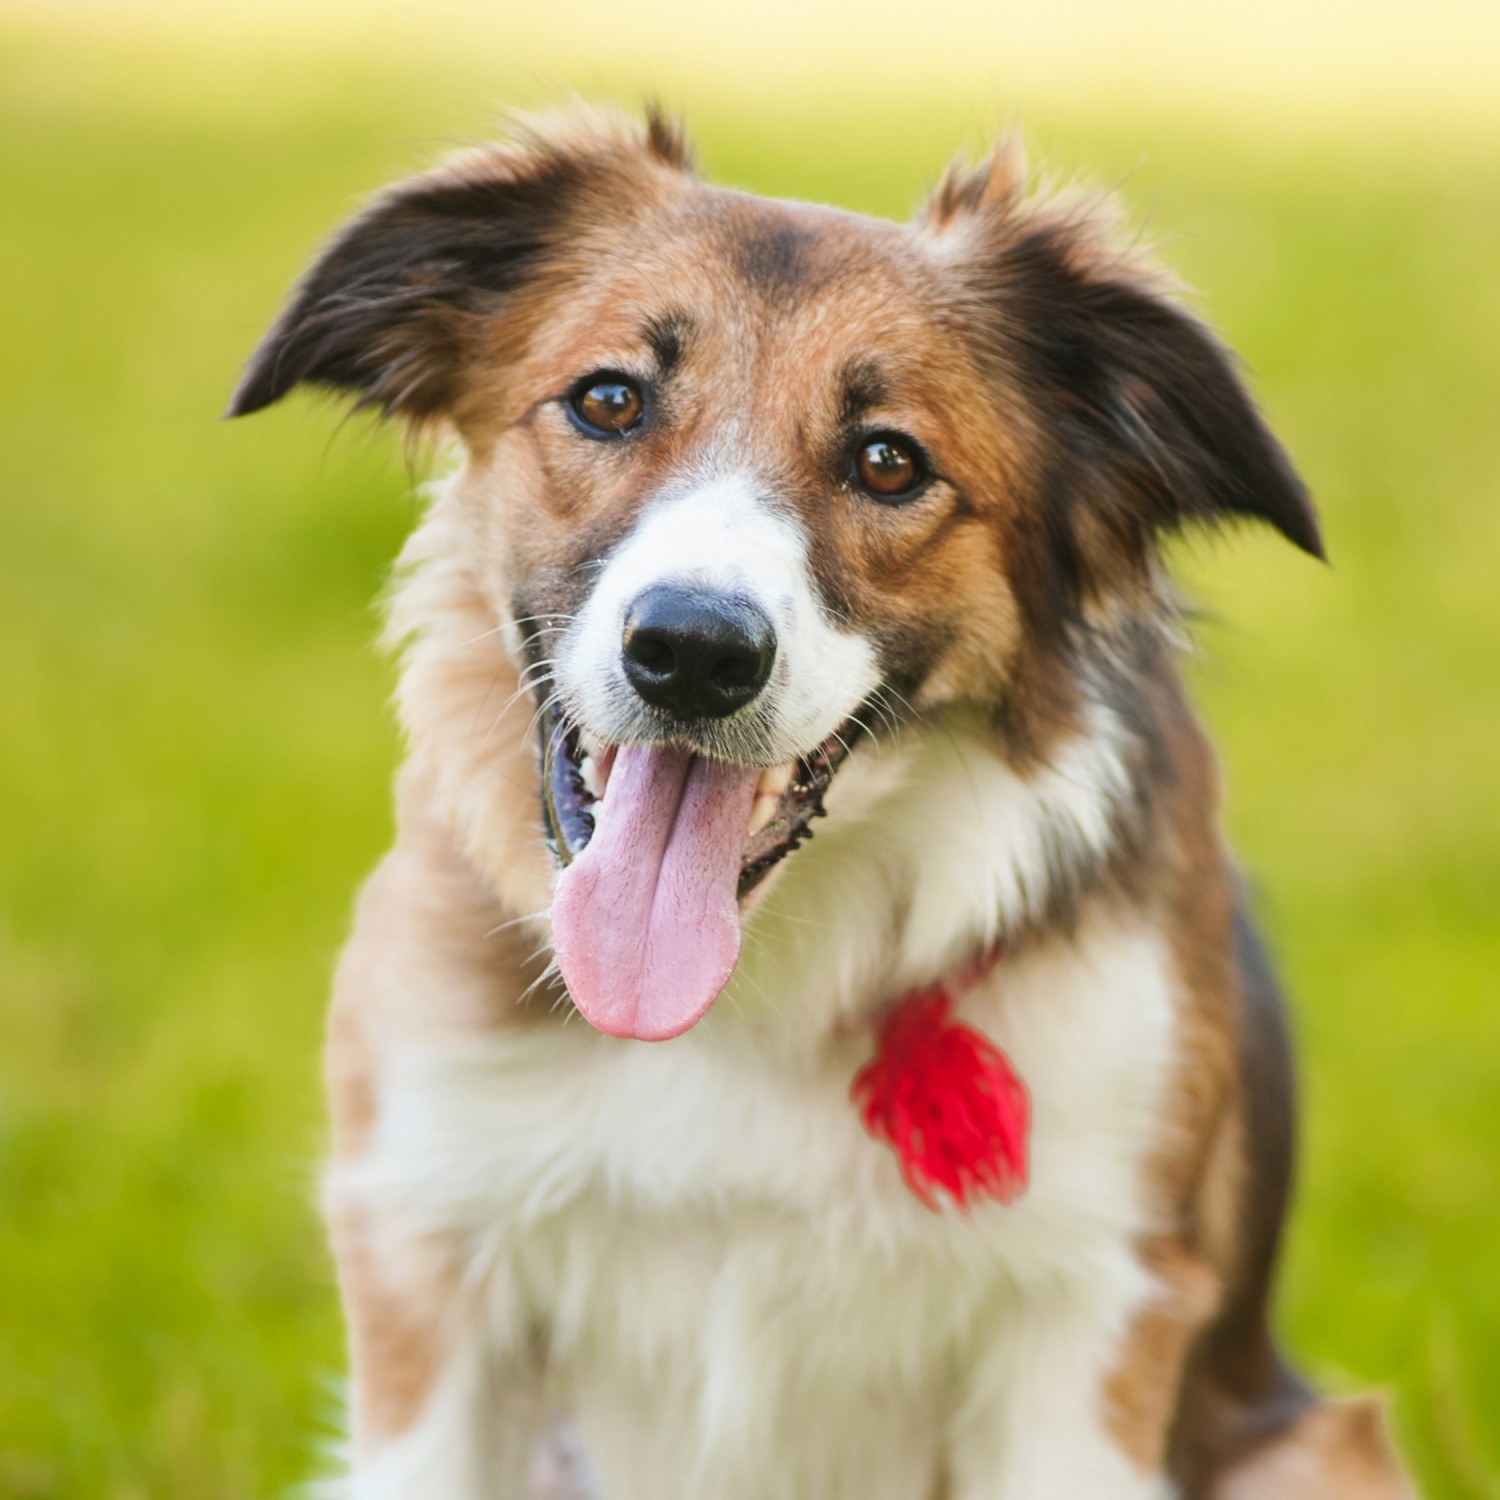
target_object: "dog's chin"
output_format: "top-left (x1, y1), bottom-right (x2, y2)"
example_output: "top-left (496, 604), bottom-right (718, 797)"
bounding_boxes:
top-left (539, 703), bottom-right (867, 1041)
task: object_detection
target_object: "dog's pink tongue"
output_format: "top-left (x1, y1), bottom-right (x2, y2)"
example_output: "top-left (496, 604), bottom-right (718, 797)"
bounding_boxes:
top-left (552, 744), bottom-right (760, 1041)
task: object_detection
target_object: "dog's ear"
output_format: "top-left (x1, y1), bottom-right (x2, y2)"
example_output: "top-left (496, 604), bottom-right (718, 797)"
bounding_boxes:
top-left (228, 107), bottom-right (693, 424)
top-left (928, 147), bottom-right (1322, 598)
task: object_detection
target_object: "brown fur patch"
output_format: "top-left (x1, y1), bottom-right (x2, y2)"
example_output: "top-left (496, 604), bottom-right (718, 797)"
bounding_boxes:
top-left (330, 765), bottom-right (555, 1050)
top-left (1104, 1237), bottom-right (1222, 1471)
top-left (323, 772), bottom-right (555, 1447)
top-left (643, 101), bottom-right (693, 171)
top-left (330, 1212), bottom-right (455, 1450)
top-left (921, 133), bottom-right (1027, 229)
top-left (1215, 1397), bottom-right (1416, 1500)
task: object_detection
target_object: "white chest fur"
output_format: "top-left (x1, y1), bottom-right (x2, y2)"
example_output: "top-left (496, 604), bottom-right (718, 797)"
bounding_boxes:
top-left (336, 718), bottom-right (1181, 1499)
top-left (341, 914), bottom-right (1178, 1500)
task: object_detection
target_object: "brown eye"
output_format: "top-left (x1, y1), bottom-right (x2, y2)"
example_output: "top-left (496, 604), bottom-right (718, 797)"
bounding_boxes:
top-left (568, 373), bottom-right (646, 437)
top-left (854, 433), bottom-right (925, 501)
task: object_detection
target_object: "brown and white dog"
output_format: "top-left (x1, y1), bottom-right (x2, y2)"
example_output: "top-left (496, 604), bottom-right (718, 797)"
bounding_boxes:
top-left (231, 108), bottom-right (1415, 1499)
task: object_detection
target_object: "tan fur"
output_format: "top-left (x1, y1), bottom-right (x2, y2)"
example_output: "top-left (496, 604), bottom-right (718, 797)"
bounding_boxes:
top-left (1103, 1236), bottom-right (1222, 1471)
top-left (324, 772), bottom-right (558, 1441)
top-left (1215, 1398), bottom-right (1417, 1500)
top-left (386, 498), bottom-right (556, 924)
top-left (1152, 707), bottom-right (1245, 1272)
top-left (331, 1208), bottom-right (455, 1451)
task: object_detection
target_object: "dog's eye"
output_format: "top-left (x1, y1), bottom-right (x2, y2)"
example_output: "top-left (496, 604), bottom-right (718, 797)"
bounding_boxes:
top-left (854, 434), bottom-right (926, 502)
top-left (567, 373), bottom-right (646, 437)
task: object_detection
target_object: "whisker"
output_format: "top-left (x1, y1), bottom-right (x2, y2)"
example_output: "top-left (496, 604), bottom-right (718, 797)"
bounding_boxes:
top-left (455, 621), bottom-right (509, 651)
top-left (827, 725), bottom-right (860, 762)
top-left (483, 909), bottom-right (552, 939)
top-left (842, 710), bottom-right (884, 752)
top-left (519, 959), bottom-right (567, 1008)
top-left (509, 612), bottom-right (581, 629)
top-left (873, 682), bottom-right (921, 722)
top-left (515, 687), bottom-right (567, 750)
top-left (481, 673), bottom-right (558, 752)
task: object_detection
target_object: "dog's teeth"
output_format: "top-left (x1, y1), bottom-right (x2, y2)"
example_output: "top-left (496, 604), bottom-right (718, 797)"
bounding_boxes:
top-left (757, 761), bottom-right (795, 800)
top-left (746, 792), bottom-right (781, 838)
top-left (580, 751), bottom-right (607, 802)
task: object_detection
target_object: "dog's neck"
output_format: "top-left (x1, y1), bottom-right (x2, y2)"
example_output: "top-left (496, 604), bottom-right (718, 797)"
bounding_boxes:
top-left (717, 701), bottom-right (1139, 1047)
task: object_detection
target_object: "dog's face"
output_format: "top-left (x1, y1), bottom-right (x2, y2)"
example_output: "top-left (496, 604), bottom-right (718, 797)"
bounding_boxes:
top-left (233, 109), bottom-right (1319, 1040)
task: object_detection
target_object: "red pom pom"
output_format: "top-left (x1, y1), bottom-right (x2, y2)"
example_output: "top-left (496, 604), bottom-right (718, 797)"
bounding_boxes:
top-left (851, 988), bottom-right (1029, 1210)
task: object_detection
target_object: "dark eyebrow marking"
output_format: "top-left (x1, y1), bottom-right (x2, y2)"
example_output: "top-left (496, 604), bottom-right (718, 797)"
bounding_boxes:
top-left (643, 311), bottom-right (693, 376)
top-left (837, 359), bottom-right (889, 428)
top-left (729, 216), bottom-right (821, 294)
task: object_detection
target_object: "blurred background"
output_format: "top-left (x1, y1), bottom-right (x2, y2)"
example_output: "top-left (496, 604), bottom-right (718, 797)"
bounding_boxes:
top-left (2, 0), bottom-right (1497, 1495)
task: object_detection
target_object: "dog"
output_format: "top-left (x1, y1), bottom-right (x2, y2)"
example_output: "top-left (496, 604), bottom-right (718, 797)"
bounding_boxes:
top-left (230, 106), bottom-right (1416, 1499)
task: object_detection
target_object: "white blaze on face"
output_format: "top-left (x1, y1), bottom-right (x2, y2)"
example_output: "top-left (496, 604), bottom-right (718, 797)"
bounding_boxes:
top-left (549, 471), bottom-right (882, 1043)
top-left (557, 472), bottom-right (881, 766)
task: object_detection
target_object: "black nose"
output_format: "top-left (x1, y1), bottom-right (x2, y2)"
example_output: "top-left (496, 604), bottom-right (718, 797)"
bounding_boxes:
top-left (621, 586), bottom-right (776, 721)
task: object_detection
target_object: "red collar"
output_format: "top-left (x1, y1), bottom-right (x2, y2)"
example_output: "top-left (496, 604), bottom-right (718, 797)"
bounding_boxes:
top-left (851, 943), bottom-right (1029, 1211)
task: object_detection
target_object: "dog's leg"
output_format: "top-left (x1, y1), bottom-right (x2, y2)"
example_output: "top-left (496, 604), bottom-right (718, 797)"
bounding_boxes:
top-left (329, 1212), bottom-right (549, 1500)
top-left (1211, 1397), bottom-right (1416, 1500)
top-left (946, 1275), bottom-right (1178, 1500)
top-left (321, 794), bottom-right (567, 1499)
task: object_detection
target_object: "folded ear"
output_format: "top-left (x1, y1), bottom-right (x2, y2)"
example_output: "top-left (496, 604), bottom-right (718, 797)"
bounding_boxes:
top-left (931, 154), bottom-right (1322, 598)
top-left (228, 107), bottom-right (693, 423)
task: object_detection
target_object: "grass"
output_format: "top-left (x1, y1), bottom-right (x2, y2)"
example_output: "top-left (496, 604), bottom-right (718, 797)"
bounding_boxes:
top-left (1, 15), bottom-right (1497, 1498)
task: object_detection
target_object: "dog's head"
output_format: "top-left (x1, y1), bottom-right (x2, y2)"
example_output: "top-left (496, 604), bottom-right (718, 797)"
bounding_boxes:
top-left (233, 108), bottom-right (1319, 1040)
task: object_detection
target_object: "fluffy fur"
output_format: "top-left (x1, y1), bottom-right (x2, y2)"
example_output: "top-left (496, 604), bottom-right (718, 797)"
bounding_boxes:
top-left (233, 106), bottom-right (1415, 1498)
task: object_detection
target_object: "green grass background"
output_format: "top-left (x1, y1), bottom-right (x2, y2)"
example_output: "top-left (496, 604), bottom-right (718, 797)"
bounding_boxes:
top-left (1, 8), bottom-right (1497, 1497)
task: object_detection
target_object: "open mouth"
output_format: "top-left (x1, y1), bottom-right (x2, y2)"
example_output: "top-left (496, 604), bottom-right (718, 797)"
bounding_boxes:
top-left (539, 704), bottom-right (863, 1042)
top-left (541, 704), bottom-right (861, 899)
